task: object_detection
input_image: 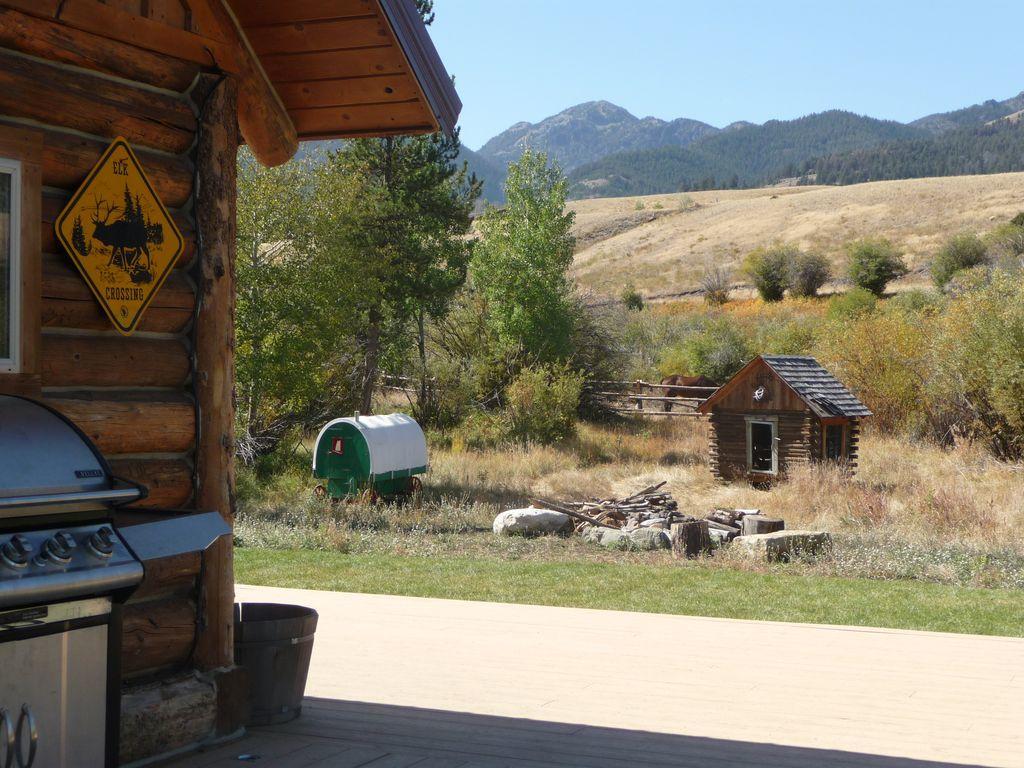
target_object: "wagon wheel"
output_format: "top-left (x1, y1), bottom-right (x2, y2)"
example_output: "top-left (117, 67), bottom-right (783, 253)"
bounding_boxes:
top-left (313, 484), bottom-right (327, 500)
top-left (359, 487), bottom-right (379, 505)
top-left (409, 477), bottom-right (423, 495)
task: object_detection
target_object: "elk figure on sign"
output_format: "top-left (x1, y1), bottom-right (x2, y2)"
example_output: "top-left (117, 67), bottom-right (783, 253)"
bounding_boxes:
top-left (86, 188), bottom-right (164, 285)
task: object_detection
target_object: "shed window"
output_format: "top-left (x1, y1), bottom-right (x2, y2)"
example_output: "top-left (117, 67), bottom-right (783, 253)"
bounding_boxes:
top-left (0, 159), bottom-right (20, 373)
top-left (824, 424), bottom-right (845, 461)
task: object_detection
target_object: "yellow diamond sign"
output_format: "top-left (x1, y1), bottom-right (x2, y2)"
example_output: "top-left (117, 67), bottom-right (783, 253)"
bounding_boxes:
top-left (55, 137), bottom-right (184, 335)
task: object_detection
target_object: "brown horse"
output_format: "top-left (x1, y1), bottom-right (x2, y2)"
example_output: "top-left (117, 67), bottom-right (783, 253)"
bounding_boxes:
top-left (659, 374), bottom-right (718, 412)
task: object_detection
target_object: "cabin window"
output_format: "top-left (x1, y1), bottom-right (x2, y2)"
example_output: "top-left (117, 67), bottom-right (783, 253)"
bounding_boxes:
top-left (824, 423), bottom-right (845, 461)
top-left (0, 158), bottom-right (20, 373)
top-left (745, 416), bottom-right (777, 474)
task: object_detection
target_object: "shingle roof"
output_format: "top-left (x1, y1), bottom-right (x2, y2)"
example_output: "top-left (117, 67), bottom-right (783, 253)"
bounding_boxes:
top-left (762, 355), bottom-right (872, 418)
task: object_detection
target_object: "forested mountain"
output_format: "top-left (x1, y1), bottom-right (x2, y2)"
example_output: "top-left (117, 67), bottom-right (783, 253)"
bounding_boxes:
top-left (475, 101), bottom-right (719, 173)
top-left (297, 91), bottom-right (1024, 204)
top-left (807, 118), bottom-right (1024, 185)
top-left (566, 111), bottom-right (923, 198)
top-left (458, 147), bottom-right (506, 203)
top-left (910, 91), bottom-right (1024, 134)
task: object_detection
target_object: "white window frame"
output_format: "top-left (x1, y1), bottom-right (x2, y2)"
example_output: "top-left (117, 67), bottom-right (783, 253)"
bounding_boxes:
top-left (0, 157), bottom-right (20, 374)
top-left (745, 415), bottom-right (778, 475)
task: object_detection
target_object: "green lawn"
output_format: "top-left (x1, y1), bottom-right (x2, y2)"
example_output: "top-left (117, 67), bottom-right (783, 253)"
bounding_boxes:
top-left (236, 548), bottom-right (1024, 637)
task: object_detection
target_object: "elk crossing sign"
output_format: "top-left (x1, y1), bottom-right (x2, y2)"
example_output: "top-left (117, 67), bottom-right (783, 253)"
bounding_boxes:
top-left (55, 137), bottom-right (183, 335)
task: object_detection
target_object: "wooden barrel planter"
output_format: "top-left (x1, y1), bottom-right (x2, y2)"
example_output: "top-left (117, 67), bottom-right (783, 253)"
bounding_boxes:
top-left (234, 603), bottom-right (319, 725)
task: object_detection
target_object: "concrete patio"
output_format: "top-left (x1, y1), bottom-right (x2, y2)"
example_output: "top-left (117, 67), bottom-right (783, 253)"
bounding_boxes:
top-left (169, 584), bottom-right (1024, 767)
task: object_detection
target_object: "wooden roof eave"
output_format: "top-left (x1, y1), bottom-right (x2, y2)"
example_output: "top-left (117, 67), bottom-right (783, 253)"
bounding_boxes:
top-left (223, 0), bottom-right (461, 161)
top-left (377, 0), bottom-right (461, 136)
top-left (209, 0), bottom-right (298, 168)
top-left (697, 355), bottom-right (811, 415)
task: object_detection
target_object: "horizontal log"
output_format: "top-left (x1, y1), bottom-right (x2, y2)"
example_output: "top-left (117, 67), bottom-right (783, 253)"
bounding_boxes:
top-left (4, 0), bottom-right (233, 73)
top-left (41, 254), bottom-right (194, 333)
top-left (0, 48), bottom-right (195, 153)
top-left (30, 125), bottom-right (193, 208)
top-left (42, 191), bottom-right (195, 266)
top-left (109, 458), bottom-right (193, 509)
top-left (42, 335), bottom-right (190, 388)
top-left (121, 597), bottom-right (196, 677)
top-left (124, 550), bottom-right (200, 603)
top-left (0, 8), bottom-right (199, 91)
top-left (45, 393), bottom-right (195, 454)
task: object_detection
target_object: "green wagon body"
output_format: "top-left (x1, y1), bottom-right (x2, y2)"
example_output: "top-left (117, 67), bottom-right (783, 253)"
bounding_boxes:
top-left (313, 413), bottom-right (428, 499)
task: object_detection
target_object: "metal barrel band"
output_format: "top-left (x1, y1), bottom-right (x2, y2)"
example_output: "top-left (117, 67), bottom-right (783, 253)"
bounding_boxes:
top-left (236, 633), bottom-right (316, 648)
top-left (0, 709), bottom-right (14, 768)
top-left (14, 706), bottom-right (36, 768)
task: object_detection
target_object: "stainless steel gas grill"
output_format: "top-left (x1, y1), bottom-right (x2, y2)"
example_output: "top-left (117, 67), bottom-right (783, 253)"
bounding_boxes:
top-left (0, 394), bottom-right (227, 768)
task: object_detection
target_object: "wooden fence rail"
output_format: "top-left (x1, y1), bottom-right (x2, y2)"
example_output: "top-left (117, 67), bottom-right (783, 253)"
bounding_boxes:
top-left (379, 376), bottom-right (718, 418)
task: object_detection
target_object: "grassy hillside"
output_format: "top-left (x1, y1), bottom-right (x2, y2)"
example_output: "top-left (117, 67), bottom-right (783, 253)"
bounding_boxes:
top-left (569, 171), bottom-right (1024, 297)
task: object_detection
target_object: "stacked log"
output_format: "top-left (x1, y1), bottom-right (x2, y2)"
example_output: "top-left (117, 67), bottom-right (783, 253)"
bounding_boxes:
top-left (532, 482), bottom-right (688, 532)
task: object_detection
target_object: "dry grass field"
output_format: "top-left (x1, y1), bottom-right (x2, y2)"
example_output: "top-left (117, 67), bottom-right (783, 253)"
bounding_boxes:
top-left (569, 172), bottom-right (1024, 297)
top-left (237, 418), bottom-right (1024, 590)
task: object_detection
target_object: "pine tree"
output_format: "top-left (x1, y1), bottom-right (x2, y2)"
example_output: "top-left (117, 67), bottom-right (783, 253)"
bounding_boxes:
top-left (71, 215), bottom-right (89, 257)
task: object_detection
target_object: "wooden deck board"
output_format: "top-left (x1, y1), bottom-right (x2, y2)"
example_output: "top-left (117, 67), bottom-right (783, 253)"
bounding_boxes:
top-left (161, 585), bottom-right (1024, 768)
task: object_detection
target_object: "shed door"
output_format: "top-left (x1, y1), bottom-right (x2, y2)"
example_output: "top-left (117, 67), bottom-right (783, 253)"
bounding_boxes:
top-left (825, 424), bottom-right (845, 460)
top-left (749, 421), bottom-right (775, 473)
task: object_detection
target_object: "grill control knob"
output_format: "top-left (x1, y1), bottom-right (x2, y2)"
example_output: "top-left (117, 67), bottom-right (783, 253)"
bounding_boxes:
top-left (86, 527), bottom-right (116, 559)
top-left (0, 535), bottom-right (32, 569)
top-left (44, 531), bottom-right (77, 564)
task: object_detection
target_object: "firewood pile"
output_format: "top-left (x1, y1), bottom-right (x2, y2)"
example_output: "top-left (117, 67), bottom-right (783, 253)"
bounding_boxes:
top-left (531, 482), bottom-right (698, 533)
top-left (530, 483), bottom-right (788, 559)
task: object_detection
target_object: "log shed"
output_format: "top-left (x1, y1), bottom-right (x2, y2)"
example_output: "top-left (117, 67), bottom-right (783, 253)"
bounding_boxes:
top-left (697, 355), bottom-right (872, 482)
top-left (0, 0), bottom-right (460, 763)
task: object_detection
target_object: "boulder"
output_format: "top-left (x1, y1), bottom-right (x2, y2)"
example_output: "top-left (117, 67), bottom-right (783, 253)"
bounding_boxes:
top-left (628, 527), bottom-right (671, 550)
top-left (493, 507), bottom-right (570, 536)
top-left (732, 530), bottom-right (833, 562)
top-left (598, 529), bottom-right (629, 549)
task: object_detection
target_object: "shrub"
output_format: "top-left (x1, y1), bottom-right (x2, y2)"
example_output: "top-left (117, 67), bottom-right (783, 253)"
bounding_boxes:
top-left (1011, 211), bottom-right (1024, 227)
top-left (815, 305), bottom-right (930, 433)
top-left (984, 223), bottom-right (1024, 267)
top-left (634, 199), bottom-right (645, 210)
top-left (846, 238), bottom-right (908, 296)
top-left (451, 410), bottom-right (512, 451)
top-left (826, 287), bottom-right (877, 321)
top-left (700, 265), bottom-right (731, 305)
top-left (621, 284), bottom-right (644, 312)
top-left (659, 317), bottom-right (751, 383)
top-left (930, 270), bottom-right (1024, 460)
top-left (742, 244), bottom-right (795, 301)
top-left (788, 251), bottom-right (831, 297)
top-left (505, 364), bottom-right (584, 445)
top-left (932, 232), bottom-right (989, 288)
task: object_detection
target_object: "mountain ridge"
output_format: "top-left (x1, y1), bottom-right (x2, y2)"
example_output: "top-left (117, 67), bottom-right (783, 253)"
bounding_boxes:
top-left (464, 91), bottom-right (1024, 202)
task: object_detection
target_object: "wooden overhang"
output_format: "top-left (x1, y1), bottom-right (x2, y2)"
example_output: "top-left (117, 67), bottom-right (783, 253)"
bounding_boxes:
top-left (226, 0), bottom-right (461, 161)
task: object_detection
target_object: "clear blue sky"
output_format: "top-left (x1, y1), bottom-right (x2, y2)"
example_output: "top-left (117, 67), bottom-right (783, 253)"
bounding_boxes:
top-left (429, 0), bottom-right (1024, 150)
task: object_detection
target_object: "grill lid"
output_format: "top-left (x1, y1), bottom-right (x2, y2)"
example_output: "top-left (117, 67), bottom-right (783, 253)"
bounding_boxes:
top-left (0, 395), bottom-right (143, 516)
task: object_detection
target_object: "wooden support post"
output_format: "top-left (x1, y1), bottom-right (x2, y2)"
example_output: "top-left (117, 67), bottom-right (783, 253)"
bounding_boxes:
top-left (671, 520), bottom-right (711, 559)
top-left (741, 515), bottom-right (785, 536)
top-left (192, 74), bottom-right (238, 673)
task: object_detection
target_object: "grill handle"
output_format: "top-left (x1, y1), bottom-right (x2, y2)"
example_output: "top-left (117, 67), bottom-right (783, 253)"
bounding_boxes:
top-left (0, 487), bottom-right (141, 512)
top-left (0, 708), bottom-right (13, 768)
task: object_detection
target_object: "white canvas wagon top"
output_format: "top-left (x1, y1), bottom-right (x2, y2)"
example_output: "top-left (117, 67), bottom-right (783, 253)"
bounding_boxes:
top-left (313, 413), bottom-right (428, 477)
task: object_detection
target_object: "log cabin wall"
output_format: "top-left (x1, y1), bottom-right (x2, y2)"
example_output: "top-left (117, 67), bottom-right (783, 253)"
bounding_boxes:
top-left (705, 358), bottom-right (813, 481)
top-left (709, 410), bottom-right (814, 481)
top-left (0, 1), bottom-right (237, 759)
